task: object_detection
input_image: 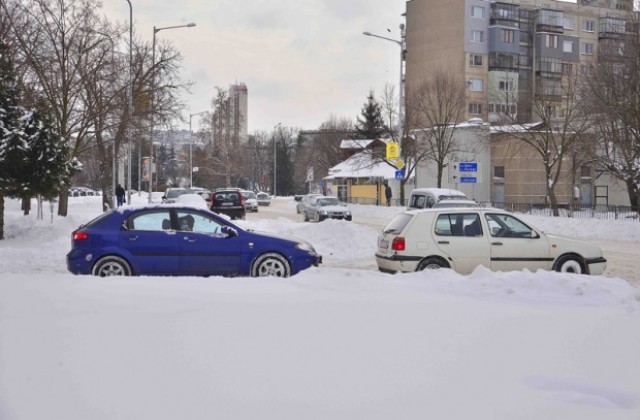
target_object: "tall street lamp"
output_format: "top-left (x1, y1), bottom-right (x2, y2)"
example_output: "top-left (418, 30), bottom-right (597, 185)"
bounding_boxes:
top-left (189, 110), bottom-right (207, 188)
top-left (273, 122), bottom-right (281, 197)
top-left (125, 0), bottom-right (133, 205)
top-left (363, 23), bottom-right (406, 151)
top-left (149, 22), bottom-right (196, 203)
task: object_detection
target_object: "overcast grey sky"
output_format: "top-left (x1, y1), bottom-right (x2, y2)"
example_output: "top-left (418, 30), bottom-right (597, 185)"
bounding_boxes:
top-left (102, 0), bottom-right (406, 133)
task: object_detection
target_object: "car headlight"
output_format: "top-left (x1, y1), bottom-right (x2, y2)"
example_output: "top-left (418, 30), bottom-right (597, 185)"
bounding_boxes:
top-left (296, 241), bottom-right (317, 254)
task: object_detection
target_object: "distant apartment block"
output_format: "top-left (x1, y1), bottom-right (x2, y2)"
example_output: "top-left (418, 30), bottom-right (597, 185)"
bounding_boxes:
top-left (212, 83), bottom-right (248, 148)
top-left (405, 0), bottom-right (633, 123)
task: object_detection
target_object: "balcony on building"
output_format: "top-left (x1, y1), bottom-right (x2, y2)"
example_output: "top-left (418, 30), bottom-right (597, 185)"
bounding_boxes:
top-left (490, 2), bottom-right (520, 28)
top-left (535, 9), bottom-right (564, 34)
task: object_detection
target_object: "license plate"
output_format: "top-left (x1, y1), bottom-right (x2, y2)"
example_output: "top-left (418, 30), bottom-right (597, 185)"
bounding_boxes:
top-left (379, 239), bottom-right (389, 249)
top-left (222, 202), bottom-right (233, 206)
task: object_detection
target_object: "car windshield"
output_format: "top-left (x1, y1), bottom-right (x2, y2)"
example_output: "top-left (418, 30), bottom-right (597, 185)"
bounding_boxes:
top-left (167, 189), bottom-right (188, 199)
top-left (242, 191), bottom-right (256, 199)
top-left (317, 197), bottom-right (341, 206)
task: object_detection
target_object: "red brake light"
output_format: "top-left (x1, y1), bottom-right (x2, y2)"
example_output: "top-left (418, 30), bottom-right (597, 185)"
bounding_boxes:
top-left (391, 237), bottom-right (405, 251)
top-left (73, 231), bottom-right (89, 241)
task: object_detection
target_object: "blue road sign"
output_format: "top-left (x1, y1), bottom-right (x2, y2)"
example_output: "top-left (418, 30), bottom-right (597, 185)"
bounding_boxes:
top-left (395, 169), bottom-right (405, 179)
top-left (459, 162), bottom-right (478, 172)
top-left (460, 176), bottom-right (477, 183)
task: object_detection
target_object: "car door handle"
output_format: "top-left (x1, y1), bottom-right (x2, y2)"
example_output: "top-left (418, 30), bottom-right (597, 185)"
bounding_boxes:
top-left (128, 236), bottom-right (139, 241)
top-left (183, 236), bottom-right (196, 243)
top-left (491, 242), bottom-right (503, 246)
top-left (437, 241), bottom-right (450, 245)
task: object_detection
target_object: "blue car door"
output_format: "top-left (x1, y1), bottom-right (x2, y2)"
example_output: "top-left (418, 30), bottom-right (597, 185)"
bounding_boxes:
top-left (175, 211), bottom-right (243, 275)
top-left (119, 209), bottom-right (179, 274)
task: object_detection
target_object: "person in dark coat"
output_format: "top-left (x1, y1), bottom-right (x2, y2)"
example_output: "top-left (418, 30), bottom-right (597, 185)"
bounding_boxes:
top-left (384, 182), bottom-right (392, 207)
top-left (115, 184), bottom-right (126, 207)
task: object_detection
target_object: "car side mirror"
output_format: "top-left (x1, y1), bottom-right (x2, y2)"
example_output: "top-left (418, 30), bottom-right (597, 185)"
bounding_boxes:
top-left (221, 225), bottom-right (238, 238)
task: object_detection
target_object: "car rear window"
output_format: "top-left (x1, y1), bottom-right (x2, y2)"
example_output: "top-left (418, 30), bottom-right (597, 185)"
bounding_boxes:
top-left (383, 213), bottom-right (413, 234)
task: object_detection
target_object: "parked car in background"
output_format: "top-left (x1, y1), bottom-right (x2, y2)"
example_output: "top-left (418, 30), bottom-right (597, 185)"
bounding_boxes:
top-left (408, 188), bottom-right (469, 210)
top-left (241, 190), bottom-right (259, 212)
top-left (175, 193), bottom-right (209, 209)
top-left (69, 186), bottom-right (98, 197)
top-left (302, 196), bottom-right (352, 222)
top-left (162, 188), bottom-right (189, 203)
top-left (256, 192), bottom-right (271, 206)
top-left (375, 207), bottom-right (607, 275)
top-left (296, 193), bottom-right (323, 214)
top-left (209, 188), bottom-right (246, 220)
top-left (67, 205), bottom-right (322, 278)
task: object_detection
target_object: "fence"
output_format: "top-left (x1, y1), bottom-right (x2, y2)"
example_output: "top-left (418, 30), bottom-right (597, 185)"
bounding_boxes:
top-left (342, 196), bottom-right (639, 221)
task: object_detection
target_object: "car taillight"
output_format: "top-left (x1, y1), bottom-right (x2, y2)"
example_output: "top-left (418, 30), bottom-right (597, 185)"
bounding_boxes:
top-left (391, 237), bottom-right (405, 251)
top-left (210, 194), bottom-right (216, 207)
top-left (73, 231), bottom-right (89, 241)
top-left (239, 193), bottom-right (245, 208)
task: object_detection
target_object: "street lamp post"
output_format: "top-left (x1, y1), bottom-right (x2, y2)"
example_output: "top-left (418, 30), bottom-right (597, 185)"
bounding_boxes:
top-left (273, 122), bottom-right (281, 197)
top-left (149, 22), bottom-right (196, 203)
top-left (363, 23), bottom-right (406, 149)
top-left (125, 0), bottom-right (133, 205)
top-left (189, 110), bottom-right (207, 188)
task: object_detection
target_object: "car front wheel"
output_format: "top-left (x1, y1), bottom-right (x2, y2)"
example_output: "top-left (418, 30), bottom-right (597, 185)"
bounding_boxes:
top-left (251, 253), bottom-right (291, 277)
top-left (554, 254), bottom-right (586, 274)
top-left (92, 255), bottom-right (132, 277)
top-left (416, 257), bottom-right (449, 271)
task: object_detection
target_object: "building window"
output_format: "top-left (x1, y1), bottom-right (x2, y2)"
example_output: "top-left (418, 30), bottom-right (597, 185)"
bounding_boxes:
top-left (469, 103), bottom-right (483, 114)
top-left (581, 42), bottom-right (594, 55)
top-left (583, 19), bottom-right (595, 32)
top-left (500, 29), bottom-right (515, 43)
top-left (469, 54), bottom-right (483, 67)
top-left (545, 34), bottom-right (559, 48)
top-left (471, 30), bottom-right (484, 43)
top-left (494, 166), bottom-right (505, 178)
top-left (499, 79), bottom-right (514, 91)
top-left (562, 63), bottom-right (573, 74)
top-left (471, 5), bottom-right (484, 18)
top-left (564, 17), bottom-right (574, 30)
top-left (562, 40), bottom-right (574, 53)
top-left (580, 165), bottom-right (591, 178)
top-left (468, 78), bottom-right (483, 91)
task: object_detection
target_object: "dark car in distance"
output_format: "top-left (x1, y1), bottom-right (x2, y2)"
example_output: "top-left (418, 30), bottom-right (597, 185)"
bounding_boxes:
top-left (209, 188), bottom-right (246, 220)
top-left (67, 204), bottom-right (322, 277)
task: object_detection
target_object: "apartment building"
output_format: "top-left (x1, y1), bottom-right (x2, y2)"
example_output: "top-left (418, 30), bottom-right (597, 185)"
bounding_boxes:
top-left (405, 0), bottom-right (634, 206)
top-left (406, 0), bottom-right (632, 122)
top-left (212, 83), bottom-right (249, 148)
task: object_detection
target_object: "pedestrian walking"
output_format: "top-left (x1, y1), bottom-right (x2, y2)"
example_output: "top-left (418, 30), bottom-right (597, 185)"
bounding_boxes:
top-left (384, 182), bottom-right (392, 207)
top-left (115, 184), bottom-right (125, 207)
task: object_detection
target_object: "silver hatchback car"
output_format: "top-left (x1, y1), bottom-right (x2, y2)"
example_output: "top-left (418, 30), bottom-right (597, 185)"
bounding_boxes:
top-left (375, 208), bottom-right (607, 275)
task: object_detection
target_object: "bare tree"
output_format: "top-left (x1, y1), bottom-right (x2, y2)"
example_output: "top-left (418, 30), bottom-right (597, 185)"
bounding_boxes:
top-left (3, 0), bottom-right (192, 213)
top-left (493, 66), bottom-right (591, 216)
top-left (582, 11), bottom-right (640, 212)
top-left (408, 68), bottom-right (468, 189)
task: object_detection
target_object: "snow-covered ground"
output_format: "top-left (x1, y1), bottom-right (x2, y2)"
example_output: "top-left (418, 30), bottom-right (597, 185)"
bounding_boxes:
top-left (1, 194), bottom-right (639, 420)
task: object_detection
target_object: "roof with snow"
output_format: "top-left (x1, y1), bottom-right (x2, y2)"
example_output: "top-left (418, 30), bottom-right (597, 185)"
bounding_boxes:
top-left (324, 151), bottom-right (399, 180)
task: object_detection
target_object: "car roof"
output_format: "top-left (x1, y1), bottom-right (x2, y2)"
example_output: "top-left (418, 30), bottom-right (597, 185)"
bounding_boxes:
top-left (410, 187), bottom-right (466, 196)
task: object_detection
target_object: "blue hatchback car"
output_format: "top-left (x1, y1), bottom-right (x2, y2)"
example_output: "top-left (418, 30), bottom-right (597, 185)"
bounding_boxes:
top-left (67, 204), bottom-right (322, 277)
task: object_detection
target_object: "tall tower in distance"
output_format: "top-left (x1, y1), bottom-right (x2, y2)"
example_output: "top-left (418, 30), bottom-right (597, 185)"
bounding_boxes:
top-left (229, 83), bottom-right (248, 144)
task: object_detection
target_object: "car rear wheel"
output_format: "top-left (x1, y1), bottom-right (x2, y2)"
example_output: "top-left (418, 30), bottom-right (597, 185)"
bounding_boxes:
top-left (554, 254), bottom-right (586, 274)
top-left (251, 253), bottom-right (291, 277)
top-left (92, 256), bottom-right (132, 277)
top-left (303, 211), bottom-right (309, 222)
top-left (416, 257), bottom-right (449, 271)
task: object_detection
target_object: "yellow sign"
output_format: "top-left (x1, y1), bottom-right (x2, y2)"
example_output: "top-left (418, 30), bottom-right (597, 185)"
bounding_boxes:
top-left (396, 160), bottom-right (404, 169)
top-left (386, 142), bottom-right (399, 160)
